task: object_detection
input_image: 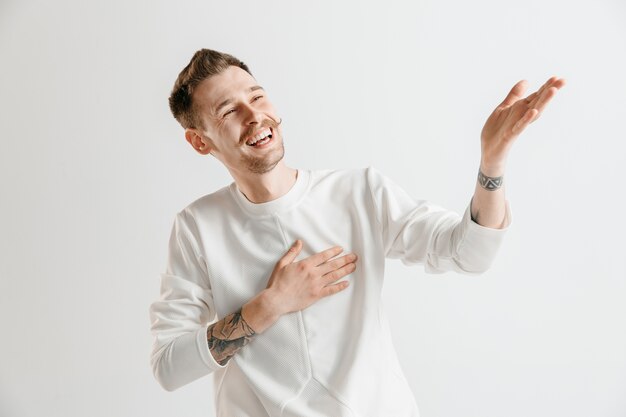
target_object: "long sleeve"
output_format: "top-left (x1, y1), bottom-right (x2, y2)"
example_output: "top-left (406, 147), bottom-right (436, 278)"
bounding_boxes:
top-left (149, 210), bottom-right (226, 391)
top-left (366, 166), bottom-right (511, 274)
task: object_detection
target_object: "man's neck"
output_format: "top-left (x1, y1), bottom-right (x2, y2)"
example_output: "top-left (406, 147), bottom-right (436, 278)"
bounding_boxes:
top-left (230, 162), bottom-right (298, 204)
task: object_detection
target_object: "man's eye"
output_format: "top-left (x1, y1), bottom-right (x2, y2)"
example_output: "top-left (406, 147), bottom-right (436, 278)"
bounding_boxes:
top-left (224, 109), bottom-right (236, 117)
top-left (253, 95), bottom-right (263, 101)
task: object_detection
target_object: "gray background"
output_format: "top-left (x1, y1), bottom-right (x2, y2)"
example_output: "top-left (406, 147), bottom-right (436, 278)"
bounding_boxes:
top-left (1, 0), bottom-right (625, 416)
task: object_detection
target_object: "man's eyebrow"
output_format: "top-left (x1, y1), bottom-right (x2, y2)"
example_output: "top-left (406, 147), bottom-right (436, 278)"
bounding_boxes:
top-left (214, 85), bottom-right (265, 116)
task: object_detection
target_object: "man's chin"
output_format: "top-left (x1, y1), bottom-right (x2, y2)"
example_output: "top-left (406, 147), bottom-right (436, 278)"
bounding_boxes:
top-left (244, 143), bottom-right (285, 174)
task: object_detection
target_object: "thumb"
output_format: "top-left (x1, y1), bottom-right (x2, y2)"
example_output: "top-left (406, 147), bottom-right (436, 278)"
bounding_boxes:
top-left (499, 80), bottom-right (528, 108)
top-left (277, 240), bottom-right (302, 267)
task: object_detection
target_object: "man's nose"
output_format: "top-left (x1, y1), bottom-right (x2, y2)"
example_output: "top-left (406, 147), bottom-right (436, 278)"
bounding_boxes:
top-left (241, 103), bottom-right (264, 125)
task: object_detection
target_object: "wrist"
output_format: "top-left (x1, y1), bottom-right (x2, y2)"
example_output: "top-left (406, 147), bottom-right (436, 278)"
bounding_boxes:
top-left (242, 289), bottom-right (283, 334)
top-left (479, 159), bottom-right (506, 177)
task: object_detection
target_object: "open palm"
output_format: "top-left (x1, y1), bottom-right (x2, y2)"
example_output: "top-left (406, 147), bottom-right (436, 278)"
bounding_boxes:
top-left (480, 76), bottom-right (566, 170)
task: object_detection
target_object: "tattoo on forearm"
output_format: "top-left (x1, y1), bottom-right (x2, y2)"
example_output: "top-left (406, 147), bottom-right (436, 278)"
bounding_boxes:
top-left (207, 308), bottom-right (256, 366)
top-left (477, 170), bottom-right (504, 191)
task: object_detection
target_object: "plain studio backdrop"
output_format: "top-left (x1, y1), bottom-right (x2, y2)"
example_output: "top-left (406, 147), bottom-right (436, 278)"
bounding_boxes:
top-left (1, 0), bottom-right (625, 416)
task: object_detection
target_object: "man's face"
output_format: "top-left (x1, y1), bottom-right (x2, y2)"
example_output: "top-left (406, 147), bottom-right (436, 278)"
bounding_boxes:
top-left (187, 66), bottom-right (284, 175)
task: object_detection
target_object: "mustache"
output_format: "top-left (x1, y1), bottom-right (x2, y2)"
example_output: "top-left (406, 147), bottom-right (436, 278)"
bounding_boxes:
top-left (240, 116), bottom-right (282, 145)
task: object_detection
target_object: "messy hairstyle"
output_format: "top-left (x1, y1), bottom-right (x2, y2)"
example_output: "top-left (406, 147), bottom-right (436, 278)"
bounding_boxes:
top-left (169, 49), bottom-right (252, 129)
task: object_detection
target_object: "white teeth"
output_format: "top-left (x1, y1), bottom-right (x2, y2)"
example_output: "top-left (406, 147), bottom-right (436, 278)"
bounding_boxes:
top-left (247, 128), bottom-right (272, 145)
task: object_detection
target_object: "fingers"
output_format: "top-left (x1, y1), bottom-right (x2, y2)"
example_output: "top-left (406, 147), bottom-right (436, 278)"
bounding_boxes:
top-left (322, 261), bottom-right (357, 286)
top-left (320, 280), bottom-right (350, 297)
top-left (527, 76), bottom-right (562, 108)
top-left (512, 108), bottom-right (538, 134)
top-left (499, 80), bottom-right (528, 108)
top-left (308, 245), bottom-right (345, 267)
top-left (318, 252), bottom-right (358, 275)
top-left (501, 76), bottom-right (566, 111)
top-left (543, 76), bottom-right (566, 91)
top-left (522, 76), bottom-right (565, 126)
top-left (281, 243), bottom-right (357, 300)
top-left (276, 240), bottom-right (303, 268)
top-left (508, 76), bottom-right (565, 134)
top-left (530, 86), bottom-right (557, 116)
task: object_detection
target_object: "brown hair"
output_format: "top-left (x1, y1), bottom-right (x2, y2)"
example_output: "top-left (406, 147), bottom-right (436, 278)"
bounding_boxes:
top-left (169, 49), bottom-right (253, 129)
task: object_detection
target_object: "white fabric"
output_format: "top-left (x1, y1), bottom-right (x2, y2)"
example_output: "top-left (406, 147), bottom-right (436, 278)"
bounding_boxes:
top-left (149, 166), bottom-right (511, 416)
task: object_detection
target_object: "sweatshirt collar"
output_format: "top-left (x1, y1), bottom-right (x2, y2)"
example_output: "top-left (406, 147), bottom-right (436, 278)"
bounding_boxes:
top-left (229, 169), bottom-right (310, 216)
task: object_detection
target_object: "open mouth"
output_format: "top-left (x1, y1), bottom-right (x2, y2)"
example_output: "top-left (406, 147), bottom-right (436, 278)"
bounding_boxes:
top-left (246, 127), bottom-right (274, 148)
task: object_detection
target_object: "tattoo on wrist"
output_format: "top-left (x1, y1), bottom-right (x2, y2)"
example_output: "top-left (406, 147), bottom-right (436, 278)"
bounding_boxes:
top-left (207, 308), bottom-right (256, 366)
top-left (477, 170), bottom-right (503, 191)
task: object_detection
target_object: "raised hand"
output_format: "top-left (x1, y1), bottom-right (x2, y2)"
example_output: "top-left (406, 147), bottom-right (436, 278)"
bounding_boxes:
top-left (480, 76), bottom-right (566, 173)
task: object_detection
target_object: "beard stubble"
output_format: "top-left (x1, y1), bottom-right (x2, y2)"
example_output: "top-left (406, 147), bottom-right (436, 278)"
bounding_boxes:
top-left (240, 117), bottom-right (285, 174)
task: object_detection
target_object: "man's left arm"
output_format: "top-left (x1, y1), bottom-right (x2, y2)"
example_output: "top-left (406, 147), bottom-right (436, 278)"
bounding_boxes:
top-left (470, 76), bottom-right (566, 228)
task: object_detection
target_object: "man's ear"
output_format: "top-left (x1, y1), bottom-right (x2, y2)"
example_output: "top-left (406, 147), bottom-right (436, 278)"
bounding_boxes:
top-left (185, 129), bottom-right (212, 155)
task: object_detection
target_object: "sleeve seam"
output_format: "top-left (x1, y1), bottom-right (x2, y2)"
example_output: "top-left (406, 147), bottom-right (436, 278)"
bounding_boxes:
top-left (179, 209), bottom-right (212, 289)
top-left (365, 166), bottom-right (384, 232)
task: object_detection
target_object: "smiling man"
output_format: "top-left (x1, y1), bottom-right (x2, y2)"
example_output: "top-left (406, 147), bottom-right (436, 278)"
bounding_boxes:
top-left (149, 48), bottom-right (565, 416)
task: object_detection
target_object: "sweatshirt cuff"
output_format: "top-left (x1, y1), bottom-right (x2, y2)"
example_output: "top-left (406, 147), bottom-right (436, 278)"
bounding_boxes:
top-left (453, 200), bottom-right (512, 273)
top-left (467, 198), bottom-right (512, 232)
top-left (197, 324), bottom-right (228, 371)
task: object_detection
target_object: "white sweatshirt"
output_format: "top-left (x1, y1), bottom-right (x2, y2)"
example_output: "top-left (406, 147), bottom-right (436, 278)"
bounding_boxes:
top-left (149, 167), bottom-right (511, 417)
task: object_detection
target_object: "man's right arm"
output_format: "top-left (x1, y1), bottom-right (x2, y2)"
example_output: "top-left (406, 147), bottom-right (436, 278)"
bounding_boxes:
top-left (204, 239), bottom-right (358, 366)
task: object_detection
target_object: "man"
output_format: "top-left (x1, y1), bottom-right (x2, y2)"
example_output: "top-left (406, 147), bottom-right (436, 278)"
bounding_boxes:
top-left (149, 48), bottom-right (564, 416)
